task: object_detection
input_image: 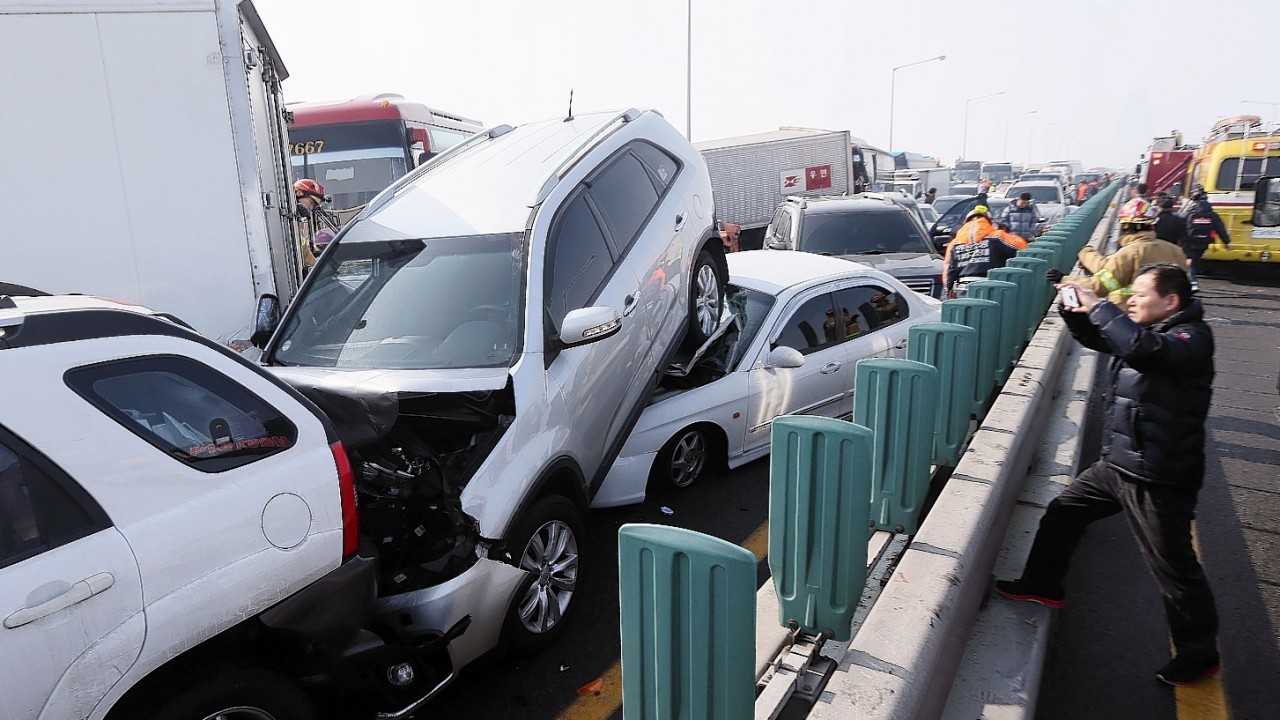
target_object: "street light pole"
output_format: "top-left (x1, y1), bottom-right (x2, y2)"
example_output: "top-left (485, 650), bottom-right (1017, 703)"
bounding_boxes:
top-left (963, 91), bottom-right (1004, 159)
top-left (1241, 99), bottom-right (1279, 129)
top-left (1028, 123), bottom-right (1055, 165)
top-left (1003, 110), bottom-right (1037, 160)
top-left (889, 54), bottom-right (946, 152)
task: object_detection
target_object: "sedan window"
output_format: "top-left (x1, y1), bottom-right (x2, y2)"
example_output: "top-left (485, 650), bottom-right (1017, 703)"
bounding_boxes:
top-left (1009, 185), bottom-right (1062, 204)
top-left (772, 294), bottom-right (839, 354)
top-left (833, 285), bottom-right (907, 335)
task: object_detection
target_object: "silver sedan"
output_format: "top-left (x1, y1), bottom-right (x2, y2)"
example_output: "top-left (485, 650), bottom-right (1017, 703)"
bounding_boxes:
top-left (592, 250), bottom-right (943, 507)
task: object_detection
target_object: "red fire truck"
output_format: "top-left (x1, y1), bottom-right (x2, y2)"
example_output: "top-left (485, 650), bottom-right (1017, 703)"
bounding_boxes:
top-left (287, 93), bottom-right (482, 211)
top-left (1136, 131), bottom-right (1196, 195)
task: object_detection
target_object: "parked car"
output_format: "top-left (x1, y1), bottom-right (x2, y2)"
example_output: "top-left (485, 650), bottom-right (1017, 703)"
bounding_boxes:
top-left (927, 195), bottom-right (1017, 251)
top-left (762, 193), bottom-right (945, 298)
top-left (593, 251), bottom-right (942, 502)
top-left (919, 203), bottom-right (940, 225)
top-left (1004, 180), bottom-right (1074, 225)
top-left (931, 194), bottom-right (971, 215)
top-left (0, 294), bottom-right (458, 720)
top-left (951, 183), bottom-right (980, 196)
top-left (255, 108), bottom-right (726, 672)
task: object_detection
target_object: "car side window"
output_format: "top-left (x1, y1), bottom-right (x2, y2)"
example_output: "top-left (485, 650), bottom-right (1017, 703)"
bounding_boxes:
top-left (546, 190), bottom-right (615, 328)
top-left (587, 150), bottom-right (660, 254)
top-left (630, 141), bottom-right (682, 192)
top-left (772, 294), bottom-right (839, 355)
top-left (0, 430), bottom-right (106, 569)
top-left (834, 285), bottom-right (908, 334)
top-left (65, 356), bottom-right (298, 474)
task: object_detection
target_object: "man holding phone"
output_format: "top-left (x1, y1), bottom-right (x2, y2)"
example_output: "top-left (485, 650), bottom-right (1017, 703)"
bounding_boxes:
top-left (997, 264), bottom-right (1221, 687)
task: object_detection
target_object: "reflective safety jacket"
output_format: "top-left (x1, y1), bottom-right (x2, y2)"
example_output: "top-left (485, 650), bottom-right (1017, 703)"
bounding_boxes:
top-left (1077, 231), bottom-right (1187, 304)
top-left (942, 216), bottom-right (1028, 294)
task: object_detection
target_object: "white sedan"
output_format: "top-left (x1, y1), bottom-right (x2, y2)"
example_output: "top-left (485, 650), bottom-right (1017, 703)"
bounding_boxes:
top-left (592, 251), bottom-right (943, 507)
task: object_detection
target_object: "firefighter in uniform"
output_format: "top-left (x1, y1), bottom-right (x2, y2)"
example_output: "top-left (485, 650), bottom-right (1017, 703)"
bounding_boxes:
top-left (1183, 190), bottom-right (1231, 292)
top-left (1070, 198), bottom-right (1187, 305)
top-left (942, 204), bottom-right (1028, 298)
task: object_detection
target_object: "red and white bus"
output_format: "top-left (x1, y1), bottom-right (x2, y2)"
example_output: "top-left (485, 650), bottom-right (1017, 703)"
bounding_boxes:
top-left (287, 93), bottom-right (483, 211)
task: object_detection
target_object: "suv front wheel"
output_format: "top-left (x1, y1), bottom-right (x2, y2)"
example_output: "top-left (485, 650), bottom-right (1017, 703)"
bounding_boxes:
top-left (684, 247), bottom-right (725, 350)
top-left (501, 495), bottom-right (584, 655)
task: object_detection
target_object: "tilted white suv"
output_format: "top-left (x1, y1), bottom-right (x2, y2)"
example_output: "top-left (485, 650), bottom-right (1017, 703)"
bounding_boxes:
top-left (256, 109), bottom-right (725, 669)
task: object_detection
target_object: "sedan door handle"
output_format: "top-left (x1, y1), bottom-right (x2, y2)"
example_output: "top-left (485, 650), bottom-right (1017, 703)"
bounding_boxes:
top-left (893, 338), bottom-right (908, 350)
top-left (674, 213), bottom-right (687, 231)
top-left (4, 572), bottom-right (115, 629)
top-left (819, 361), bottom-right (841, 375)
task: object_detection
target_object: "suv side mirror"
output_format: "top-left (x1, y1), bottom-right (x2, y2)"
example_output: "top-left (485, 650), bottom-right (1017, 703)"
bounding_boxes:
top-left (560, 306), bottom-right (622, 347)
top-left (251, 295), bottom-right (281, 348)
top-left (767, 239), bottom-right (791, 250)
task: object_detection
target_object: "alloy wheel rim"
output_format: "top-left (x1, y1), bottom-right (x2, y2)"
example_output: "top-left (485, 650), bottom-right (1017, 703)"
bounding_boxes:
top-left (200, 708), bottom-right (277, 720)
top-left (670, 431), bottom-right (706, 487)
top-left (517, 519), bottom-right (579, 633)
top-left (695, 264), bottom-right (720, 335)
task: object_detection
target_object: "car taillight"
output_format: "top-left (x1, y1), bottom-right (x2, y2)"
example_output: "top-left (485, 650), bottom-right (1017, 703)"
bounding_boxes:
top-left (330, 441), bottom-right (360, 557)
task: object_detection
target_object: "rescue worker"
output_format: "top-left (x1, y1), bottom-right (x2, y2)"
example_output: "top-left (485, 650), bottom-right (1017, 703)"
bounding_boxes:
top-left (1076, 181), bottom-right (1090, 205)
top-left (943, 204), bottom-right (1028, 298)
top-left (1000, 191), bottom-right (1042, 242)
top-left (1154, 196), bottom-right (1188, 248)
top-left (294, 178), bottom-right (337, 274)
top-left (1183, 190), bottom-right (1231, 292)
top-left (1062, 198), bottom-right (1187, 305)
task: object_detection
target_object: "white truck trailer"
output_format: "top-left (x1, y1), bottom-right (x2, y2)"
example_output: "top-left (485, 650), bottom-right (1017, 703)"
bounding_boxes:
top-left (695, 128), bottom-right (854, 250)
top-left (0, 0), bottom-right (300, 347)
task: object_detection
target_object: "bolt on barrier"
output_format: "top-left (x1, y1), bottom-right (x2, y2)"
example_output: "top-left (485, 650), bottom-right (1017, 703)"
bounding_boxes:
top-left (966, 279), bottom-right (1020, 384)
top-left (618, 524), bottom-right (757, 720)
top-left (854, 358), bottom-right (939, 534)
top-left (986, 266), bottom-right (1036, 346)
top-left (940, 298), bottom-right (1002, 415)
top-left (767, 416), bottom-right (874, 642)
top-left (907, 322), bottom-right (979, 467)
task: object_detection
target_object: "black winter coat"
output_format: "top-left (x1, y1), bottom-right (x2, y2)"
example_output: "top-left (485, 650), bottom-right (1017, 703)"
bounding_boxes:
top-left (1062, 299), bottom-right (1214, 488)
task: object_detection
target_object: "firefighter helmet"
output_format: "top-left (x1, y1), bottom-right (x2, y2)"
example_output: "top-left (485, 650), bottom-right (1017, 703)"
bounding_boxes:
top-left (294, 178), bottom-right (326, 201)
top-left (966, 204), bottom-right (990, 220)
top-left (1118, 198), bottom-right (1156, 226)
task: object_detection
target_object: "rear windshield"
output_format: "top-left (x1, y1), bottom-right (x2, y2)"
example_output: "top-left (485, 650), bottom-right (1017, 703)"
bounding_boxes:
top-left (798, 208), bottom-right (931, 255)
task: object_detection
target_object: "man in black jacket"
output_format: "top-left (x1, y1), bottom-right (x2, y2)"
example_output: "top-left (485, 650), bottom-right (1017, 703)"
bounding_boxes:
top-left (996, 263), bottom-right (1220, 687)
top-left (1153, 196), bottom-right (1187, 248)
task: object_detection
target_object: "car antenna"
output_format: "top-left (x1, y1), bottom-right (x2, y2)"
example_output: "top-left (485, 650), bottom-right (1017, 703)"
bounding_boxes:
top-left (564, 89), bottom-right (574, 122)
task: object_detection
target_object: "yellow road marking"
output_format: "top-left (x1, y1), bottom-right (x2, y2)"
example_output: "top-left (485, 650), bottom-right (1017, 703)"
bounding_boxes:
top-left (1175, 522), bottom-right (1230, 720)
top-left (555, 520), bottom-right (770, 720)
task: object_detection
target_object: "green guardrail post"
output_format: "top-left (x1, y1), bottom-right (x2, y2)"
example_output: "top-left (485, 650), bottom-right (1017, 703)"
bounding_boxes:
top-left (1007, 256), bottom-right (1051, 335)
top-left (941, 298), bottom-right (1001, 415)
top-left (768, 416), bottom-right (873, 642)
top-left (907, 322), bottom-right (978, 467)
top-left (966, 279), bottom-right (1020, 384)
top-left (619, 524), bottom-right (756, 720)
top-left (987, 266), bottom-right (1035, 347)
top-left (854, 358), bottom-right (939, 534)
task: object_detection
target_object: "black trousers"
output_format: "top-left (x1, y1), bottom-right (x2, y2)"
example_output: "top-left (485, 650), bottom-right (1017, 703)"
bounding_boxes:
top-left (1021, 460), bottom-right (1219, 661)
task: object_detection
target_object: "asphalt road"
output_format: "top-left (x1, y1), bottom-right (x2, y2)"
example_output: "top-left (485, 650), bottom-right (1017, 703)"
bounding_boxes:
top-left (1038, 265), bottom-right (1280, 720)
top-left (418, 456), bottom-right (774, 719)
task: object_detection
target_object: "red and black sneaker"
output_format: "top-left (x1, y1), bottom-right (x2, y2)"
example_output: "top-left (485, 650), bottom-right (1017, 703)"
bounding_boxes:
top-left (1156, 655), bottom-right (1220, 687)
top-left (994, 579), bottom-right (1066, 609)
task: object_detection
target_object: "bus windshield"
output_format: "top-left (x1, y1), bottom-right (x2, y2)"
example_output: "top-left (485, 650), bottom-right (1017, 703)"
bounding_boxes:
top-left (289, 120), bottom-right (410, 210)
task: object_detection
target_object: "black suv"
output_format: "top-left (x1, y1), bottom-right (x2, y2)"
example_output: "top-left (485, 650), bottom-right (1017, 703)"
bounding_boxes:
top-left (762, 194), bottom-right (944, 298)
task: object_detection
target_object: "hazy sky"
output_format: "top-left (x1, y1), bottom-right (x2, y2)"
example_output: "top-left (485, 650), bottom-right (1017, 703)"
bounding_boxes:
top-left (254, 0), bottom-right (1280, 170)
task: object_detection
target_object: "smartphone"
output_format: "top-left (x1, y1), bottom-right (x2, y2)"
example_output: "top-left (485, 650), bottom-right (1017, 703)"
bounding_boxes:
top-left (1060, 286), bottom-right (1081, 309)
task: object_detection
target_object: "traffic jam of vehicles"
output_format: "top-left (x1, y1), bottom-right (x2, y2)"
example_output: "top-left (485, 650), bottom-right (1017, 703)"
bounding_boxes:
top-left (5, 1), bottom-right (1280, 719)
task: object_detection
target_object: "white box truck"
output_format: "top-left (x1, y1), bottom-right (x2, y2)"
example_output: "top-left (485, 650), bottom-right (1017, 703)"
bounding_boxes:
top-left (695, 128), bottom-right (854, 250)
top-left (0, 0), bottom-right (300, 347)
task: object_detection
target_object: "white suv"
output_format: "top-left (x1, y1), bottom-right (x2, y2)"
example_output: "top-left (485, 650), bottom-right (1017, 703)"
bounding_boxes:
top-left (257, 109), bottom-right (724, 668)
top-left (0, 294), bottom-right (460, 720)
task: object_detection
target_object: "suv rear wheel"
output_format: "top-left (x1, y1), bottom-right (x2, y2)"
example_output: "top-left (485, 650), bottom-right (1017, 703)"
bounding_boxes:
top-left (502, 495), bottom-right (584, 655)
top-left (148, 666), bottom-right (314, 720)
top-left (684, 247), bottom-right (725, 350)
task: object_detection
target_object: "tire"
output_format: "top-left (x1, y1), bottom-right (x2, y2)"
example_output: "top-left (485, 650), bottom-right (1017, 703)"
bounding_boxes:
top-left (501, 495), bottom-right (584, 656)
top-left (651, 426), bottom-right (711, 490)
top-left (148, 666), bottom-right (315, 720)
top-left (684, 248), bottom-right (725, 351)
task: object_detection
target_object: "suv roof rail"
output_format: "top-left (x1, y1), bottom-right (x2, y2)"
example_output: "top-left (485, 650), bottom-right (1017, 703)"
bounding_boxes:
top-left (530, 108), bottom-right (644, 207)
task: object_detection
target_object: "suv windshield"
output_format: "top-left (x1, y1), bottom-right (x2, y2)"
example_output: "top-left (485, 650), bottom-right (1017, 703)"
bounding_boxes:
top-left (798, 208), bottom-right (931, 256)
top-left (270, 233), bottom-right (525, 369)
top-left (1009, 185), bottom-right (1062, 204)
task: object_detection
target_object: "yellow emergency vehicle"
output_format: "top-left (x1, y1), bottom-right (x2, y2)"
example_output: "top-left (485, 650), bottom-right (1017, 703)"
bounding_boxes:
top-left (1184, 115), bottom-right (1280, 263)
